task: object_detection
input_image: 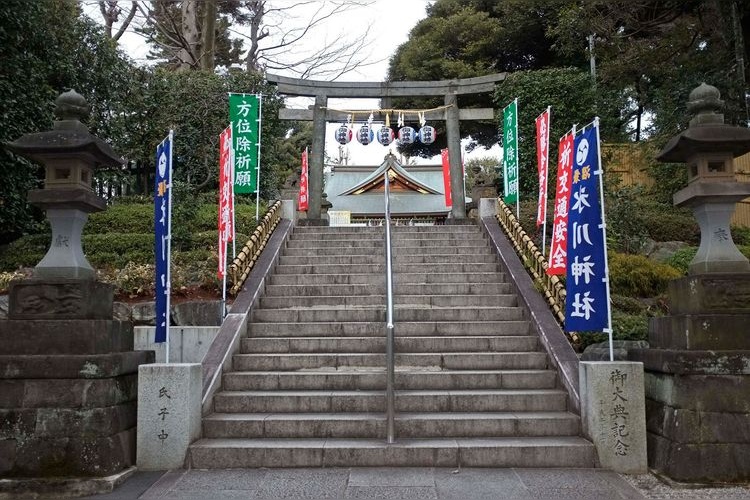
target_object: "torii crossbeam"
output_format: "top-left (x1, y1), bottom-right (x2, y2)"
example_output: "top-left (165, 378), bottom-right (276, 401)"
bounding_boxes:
top-left (266, 73), bottom-right (506, 221)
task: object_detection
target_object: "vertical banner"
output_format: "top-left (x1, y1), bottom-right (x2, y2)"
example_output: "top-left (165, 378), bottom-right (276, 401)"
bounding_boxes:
top-left (547, 129), bottom-right (574, 276)
top-left (298, 147), bottom-right (309, 211)
top-left (441, 148), bottom-right (452, 207)
top-left (229, 93), bottom-right (260, 194)
top-left (154, 131), bottom-right (173, 347)
top-left (535, 107), bottom-right (550, 227)
top-left (218, 126), bottom-right (233, 279)
top-left (565, 123), bottom-right (611, 332)
top-left (502, 99), bottom-right (519, 211)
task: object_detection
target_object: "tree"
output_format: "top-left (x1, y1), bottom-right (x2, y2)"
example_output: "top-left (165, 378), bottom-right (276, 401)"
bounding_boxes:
top-left (494, 67), bottom-right (626, 199)
top-left (550, 0), bottom-right (750, 139)
top-left (134, 0), bottom-right (375, 78)
top-left (98, 0), bottom-right (138, 41)
top-left (387, 0), bottom-right (575, 158)
top-left (137, 0), bottom-right (245, 70)
top-left (0, 0), bottom-right (141, 243)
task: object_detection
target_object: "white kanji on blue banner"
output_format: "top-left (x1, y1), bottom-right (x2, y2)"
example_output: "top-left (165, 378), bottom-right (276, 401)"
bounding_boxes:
top-left (565, 125), bottom-right (610, 332)
top-left (154, 133), bottom-right (172, 344)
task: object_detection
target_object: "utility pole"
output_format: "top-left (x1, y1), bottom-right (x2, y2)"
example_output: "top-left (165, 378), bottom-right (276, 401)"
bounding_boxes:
top-left (588, 34), bottom-right (597, 82)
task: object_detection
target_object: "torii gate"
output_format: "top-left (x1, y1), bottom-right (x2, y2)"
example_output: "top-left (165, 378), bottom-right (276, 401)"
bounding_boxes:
top-left (266, 73), bottom-right (507, 221)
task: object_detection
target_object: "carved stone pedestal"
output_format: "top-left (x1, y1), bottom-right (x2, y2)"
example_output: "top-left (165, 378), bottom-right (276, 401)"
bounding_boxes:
top-left (629, 274), bottom-right (750, 483)
top-left (0, 279), bottom-right (153, 479)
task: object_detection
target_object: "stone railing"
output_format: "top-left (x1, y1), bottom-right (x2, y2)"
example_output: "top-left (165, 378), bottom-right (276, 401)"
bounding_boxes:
top-left (495, 198), bottom-right (568, 328)
top-left (229, 200), bottom-right (282, 295)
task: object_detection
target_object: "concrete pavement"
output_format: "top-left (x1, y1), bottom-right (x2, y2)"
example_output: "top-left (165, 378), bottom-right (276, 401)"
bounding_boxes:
top-left (85, 467), bottom-right (648, 499)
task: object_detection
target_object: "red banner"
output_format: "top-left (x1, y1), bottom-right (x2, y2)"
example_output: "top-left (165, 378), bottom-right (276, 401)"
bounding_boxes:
top-left (218, 126), bottom-right (233, 279)
top-left (298, 147), bottom-right (309, 211)
top-left (441, 148), bottom-right (452, 208)
top-left (535, 108), bottom-right (550, 227)
top-left (547, 130), bottom-right (574, 276)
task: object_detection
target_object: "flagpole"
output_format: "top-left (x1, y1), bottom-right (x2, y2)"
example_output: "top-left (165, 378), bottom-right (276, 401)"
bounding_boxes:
top-left (255, 93), bottom-right (262, 222)
top-left (230, 130), bottom-right (236, 260)
top-left (593, 117), bottom-right (614, 362)
top-left (165, 129), bottom-right (174, 364)
top-left (514, 98), bottom-right (520, 220)
top-left (541, 106), bottom-right (550, 257)
top-left (221, 237), bottom-right (227, 319)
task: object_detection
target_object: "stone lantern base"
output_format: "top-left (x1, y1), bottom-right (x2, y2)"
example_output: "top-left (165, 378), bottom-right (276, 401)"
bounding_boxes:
top-left (0, 279), bottom-right (153, 479)
top-left (629, 273), bottom-right (750, 483)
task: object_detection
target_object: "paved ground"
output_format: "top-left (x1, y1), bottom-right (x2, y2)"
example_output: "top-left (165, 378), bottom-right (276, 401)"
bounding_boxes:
top-left (79, 467), bottom-right (750, 500)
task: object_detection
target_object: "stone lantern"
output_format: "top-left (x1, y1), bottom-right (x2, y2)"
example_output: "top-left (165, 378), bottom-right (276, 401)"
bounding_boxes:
top-left (629, 83), bottom-right (750, 483)
top-left (0, 90), bottom-right (151, 488)
top-left (5, 89), bottom-right (123, 279)
top-left (656, 82), bottom-right (750, 274)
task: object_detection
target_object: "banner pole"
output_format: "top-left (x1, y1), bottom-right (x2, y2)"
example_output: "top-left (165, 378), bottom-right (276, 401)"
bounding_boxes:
top-left (515, 98), bottom-right (520, 220)
top-left (255, 93), bottom-right (262, 222)
top-left (165, 129), bottom-right (174, 364)
top-left (593, 117), bottom-right (614, 362)
top-left (541, 105), bottom-right (551, 257)
top-left (230, 129), bottom-right (236, 260)
top-left (221, 238), bottom-right (227, 319)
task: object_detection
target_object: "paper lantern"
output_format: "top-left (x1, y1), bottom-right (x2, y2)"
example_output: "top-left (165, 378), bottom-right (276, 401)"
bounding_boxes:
top-left (334, 125), bottom-right (352, 144)
top-left (398, 126), bottom-right (416, 144)
top-left (377, 127), bottom-right (395, 146)
top-left (357, 125), bottom-right (375, 145)
top-left (418, 126), bottom-right (436, 144)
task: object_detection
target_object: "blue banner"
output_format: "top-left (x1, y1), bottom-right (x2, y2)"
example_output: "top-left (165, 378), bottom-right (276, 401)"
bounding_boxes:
top-left (565, 125), bottom-right (610, 332)
top-left (154, 133), bottom-right (172, 343)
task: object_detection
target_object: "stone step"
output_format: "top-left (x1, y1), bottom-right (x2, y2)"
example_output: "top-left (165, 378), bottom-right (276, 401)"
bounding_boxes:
top-left (273, 262), bottom-right (501, 275)
top-left (263, 283), bottom-right (512, 297)
top-left (258, 294), bottom-right (517, 309)
top-left (202, 412), bottom-right (582, 439)
top-left (221, 370), bottom-right (556, 391)
top-left (187, 436), bottom-right (595, 468)
top-left (241, 336), bottom-right (539, 354)
top-left (248, 321), bottom-right (530, 337)
top-left (293, 226), bottom-right (478, 235)
top-left (395, 272), bottom-right (507, 284)
top-left (279, 254), bottom-right (384, 266)
top-left (278, 254), bottom-right (499, 266)
top-left (251, 306), bottom-right (523, 323)
top-left (285, 238), bottom-right (488, 250)
top-left (213, 389), bottom-right (568, 413)
top-left (290, 231), bottom-right (483, 241)
top-left (270, 272), bottom-right (508, 286)
top-left (283, 245), bottom-right (489, 257)
top-left (232, 352), bottom-right (548, 371)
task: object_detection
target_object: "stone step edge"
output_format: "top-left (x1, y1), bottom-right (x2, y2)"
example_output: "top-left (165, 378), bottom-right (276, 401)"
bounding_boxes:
top-left (204, 411), bottom-right (581, 421)
top-left (214, 388), bottom-right (567, 396)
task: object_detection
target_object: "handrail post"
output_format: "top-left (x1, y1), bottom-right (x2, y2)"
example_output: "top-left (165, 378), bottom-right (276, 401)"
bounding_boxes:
top-left (384, 171), bottom-right (396, 444)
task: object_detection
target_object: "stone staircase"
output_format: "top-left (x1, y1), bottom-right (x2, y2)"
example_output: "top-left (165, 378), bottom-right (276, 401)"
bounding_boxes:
top-left (188, 223), bottom-right (594, 467)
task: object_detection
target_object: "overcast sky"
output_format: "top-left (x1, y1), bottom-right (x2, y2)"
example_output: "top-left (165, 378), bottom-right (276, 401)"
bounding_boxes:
top-left (82, 0), bottom-right (500, 166)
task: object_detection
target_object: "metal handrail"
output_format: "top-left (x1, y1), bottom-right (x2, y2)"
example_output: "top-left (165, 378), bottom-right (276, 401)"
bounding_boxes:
top-left (384, 171), bottom-right (396, 444)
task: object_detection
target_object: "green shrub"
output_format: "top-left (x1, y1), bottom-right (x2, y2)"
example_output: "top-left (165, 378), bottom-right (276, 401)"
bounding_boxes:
top-left (606, 185), bottom-right (648, 253)
top-left (611, 294), bottom-right (648, 315)
top-left (733, 226), bottom-right (750, 246)
top-left (611, 309), bottom-right (650, 341)
top-left (639, 204), bottom-right (699, 243)
top-left (0, 234), bottom-right (49, 270)
top-left (576, 310), bottom-right (650, 350)
top-left (667, 245), bottom-right (750, 275)
top-left (609, 251), bottom-right (682, 297)
top-left (665, 247), bottom-right (696, 275)
top-left (0, 271), bottom-right (26, 293)
top-left (82, 233), bottom-right (154, 256)
top-left (86, 204), bottom-right (154, 234)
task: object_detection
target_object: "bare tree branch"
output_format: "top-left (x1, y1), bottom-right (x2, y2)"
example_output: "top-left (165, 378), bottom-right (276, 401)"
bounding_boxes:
top-left (96, 0), bottom-right (138, 41)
